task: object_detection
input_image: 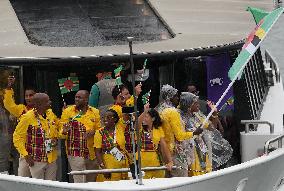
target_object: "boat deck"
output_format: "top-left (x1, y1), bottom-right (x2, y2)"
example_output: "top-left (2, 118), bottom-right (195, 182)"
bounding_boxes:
top-left (0, 0), bottom-right (273, 59)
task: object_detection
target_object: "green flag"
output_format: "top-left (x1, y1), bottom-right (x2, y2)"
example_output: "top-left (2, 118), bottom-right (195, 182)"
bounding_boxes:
top-left (58, 76), bottom-right (79, 95)
top-left (247, 7), bottom-right (269, 24)
top-left (114, 65), bottom-right (123, 85)
top-left (228, 7), bottom-right (284, 81)
top-left (114, 65), bottom-right (123, 78)
top-left (115, 77), bottom-right (122, 86)
top-left (142, 90), bottom-right (151, 105)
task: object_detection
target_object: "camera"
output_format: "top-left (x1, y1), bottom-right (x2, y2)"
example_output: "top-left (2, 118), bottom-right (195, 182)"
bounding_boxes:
top-left (122, 106), bottom-right (134, 114)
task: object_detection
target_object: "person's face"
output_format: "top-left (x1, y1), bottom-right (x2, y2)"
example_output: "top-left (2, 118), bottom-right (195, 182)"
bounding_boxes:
top-left (190, 101), bottom-right (200, 113)
top-left (25, 90), bottom-right (36, 107)
top-left (187, 85), bottom-right (199, 95)
top-left (143, 113), bottom-right (153, 127)
top-left (170, 93), bottom-right (180, 107)
top-left (117, 88), bottom-right (130, 106)
top-left (75, 91), bottom-right (88, 108)
top-left (103, 111), bottom-right (116, 128)
top-left (40, 95), bottom-right (51, 112)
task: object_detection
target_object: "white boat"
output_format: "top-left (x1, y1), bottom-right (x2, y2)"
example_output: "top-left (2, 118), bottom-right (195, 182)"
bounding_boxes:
top-left (0, 0), bottom-right (284, 190)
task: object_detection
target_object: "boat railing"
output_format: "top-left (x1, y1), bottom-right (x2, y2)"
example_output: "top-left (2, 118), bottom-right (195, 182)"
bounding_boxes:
top-left (274, 0), bottom-right (283, 8)
top-left (241, 120), bottom-right (274, 134)
top-left (264, 134), bottom-right (284, 155)
top-left (236, 48), bottom-right (269, 120)
top-left (69, 166), bottom-right (177, 175)
top-left (264, 49), bottom-right (281, 85)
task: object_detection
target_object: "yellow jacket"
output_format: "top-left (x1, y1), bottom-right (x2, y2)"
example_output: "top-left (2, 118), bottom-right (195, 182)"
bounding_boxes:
top-left (160, 107), bottom-right (193, 152)
top-left (94, 125), bottom-right (126, 150)
top-left (3, 89), bottom-right (27, 118)
top-left (13, 109), bottom-right (59, 163)
top-left (60, 105), bottom-right (101, 160)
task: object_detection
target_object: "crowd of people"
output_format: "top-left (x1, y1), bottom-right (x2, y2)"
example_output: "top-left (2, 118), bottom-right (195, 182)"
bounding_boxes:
top-left (2, 74), bottom-right (232, 182)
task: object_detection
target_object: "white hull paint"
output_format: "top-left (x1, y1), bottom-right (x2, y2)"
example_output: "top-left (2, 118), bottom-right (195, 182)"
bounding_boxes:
top-left (1, 148), bottom-right (284, 191)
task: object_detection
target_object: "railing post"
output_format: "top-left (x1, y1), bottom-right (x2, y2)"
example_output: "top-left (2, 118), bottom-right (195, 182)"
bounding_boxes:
top-left (245, 123), bottom-right (250, 133)
top-left (283, 114), bottom-right (284, 131)
top-left (241, 120), bottom-right (274, 134)
top-left (278, 138), bottom-right (283, 148)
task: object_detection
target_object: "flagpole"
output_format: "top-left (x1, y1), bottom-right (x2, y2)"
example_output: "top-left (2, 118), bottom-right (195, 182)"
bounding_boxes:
top-left (127, 36), bottom-right (143, 185)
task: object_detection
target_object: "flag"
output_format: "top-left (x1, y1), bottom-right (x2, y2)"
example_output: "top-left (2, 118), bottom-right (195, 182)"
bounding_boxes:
top-left (58, 77), bottom-right (79, 94)
top-left (206, 53), bottom-right (233, 111)
top-left (247, 7), bottom-right (269, 24)
top-left (219, 96), bottom-right (234, 112)
top-left (228, 7), bottom-right (284, 81)
top-left (143, 59), bottom-right (148, 70)
top-left (114, 65), bottom-right (123, 86)
top-left (114, 65), bottom-right (123, 78)
top-left (142, 90), bottom-right (151, 105)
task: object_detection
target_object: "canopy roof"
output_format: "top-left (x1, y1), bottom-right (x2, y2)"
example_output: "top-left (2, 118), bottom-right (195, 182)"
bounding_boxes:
top-left (0, 0), bottom-right (273, 60)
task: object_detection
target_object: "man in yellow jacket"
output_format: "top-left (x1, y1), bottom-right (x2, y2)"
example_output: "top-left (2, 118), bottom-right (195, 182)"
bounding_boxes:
top-left (13, 93), bottom-right (59, 180)
top-left (3, 75), bottom-right (36, 177)
top-left (60, 90), bottom-right (101, 183)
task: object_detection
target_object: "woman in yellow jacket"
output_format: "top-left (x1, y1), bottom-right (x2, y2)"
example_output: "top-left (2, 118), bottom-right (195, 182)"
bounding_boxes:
top-left (94, 109), bottom-right (127, 181)
top-left (137, 105), bottom-right (173, 179)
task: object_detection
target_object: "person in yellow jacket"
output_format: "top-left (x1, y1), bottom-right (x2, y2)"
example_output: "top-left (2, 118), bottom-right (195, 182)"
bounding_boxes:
top-left (155, 85), bottom-right (203, 177)
top-left (3, 75), bottom-right (35, 118)
top-left (60, 90), bottom-right (101, 183)
top-left (156, 85), bottom-right (203, 153)
top-left (94, 109), bottom-right (127, 181)
top-left (13, 93), bottom-right (59, 180)
top-left (3, 75), bottom-right (36, 177)
top-left (109, 83), bottom-right (141, 118)
top-left (180, 92), bottom-right (213, 176)
top-left (137, 104), bottom-right (173, 179)
top-left (109, 83), bottom-right (142, 153)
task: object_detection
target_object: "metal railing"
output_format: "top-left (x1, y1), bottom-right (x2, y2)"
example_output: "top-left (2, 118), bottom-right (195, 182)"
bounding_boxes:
top-left (265, 50), bottom-right (281, 84)
top-left (69, 166), bottom-right (177, 175)
top-left (234, 48), bottom-right (269, 120)
top-left (264, 134), bottom-right (284, 155)
top-left (241, 120), bottom-right (274, 134)
top-left (274, 0), bottom-right (283, 8)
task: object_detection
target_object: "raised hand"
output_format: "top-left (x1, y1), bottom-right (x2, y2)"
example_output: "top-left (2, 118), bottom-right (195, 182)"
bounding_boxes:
top-left (135, 83), bottom-right (142, 96)
top-left (193, 127), bottom-right (203, 136)
top-left (144, 103), bottom-right (150, 112)
top-left (7, 75), bottom-right (15, 89)
top-left (207, 100), bottom-right (218, 112)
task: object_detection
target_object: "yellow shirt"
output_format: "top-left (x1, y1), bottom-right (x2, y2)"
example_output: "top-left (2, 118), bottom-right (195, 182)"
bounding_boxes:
top-left (94, 125), bottom-right (126, 150)
top-left (160, 107), bottom-right (193, 152)
top-left (60, 105), bottom-right (101, 160)
top-left (140, 127), bottom-right (165, 151)
top-left (13, 109), bottom-right (59, 163)
top-left (151, 127), bottom-right (165, 147)
top-left (3, 89), bottom-right (27, 118)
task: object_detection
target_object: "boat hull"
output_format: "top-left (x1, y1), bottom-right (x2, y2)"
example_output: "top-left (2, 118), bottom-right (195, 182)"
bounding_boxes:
top-left (0, 148), bottom-right (284, 191)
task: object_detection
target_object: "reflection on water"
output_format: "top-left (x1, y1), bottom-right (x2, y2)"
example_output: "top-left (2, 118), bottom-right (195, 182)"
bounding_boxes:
top-left (10, 0), bottom-right (172, 47)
